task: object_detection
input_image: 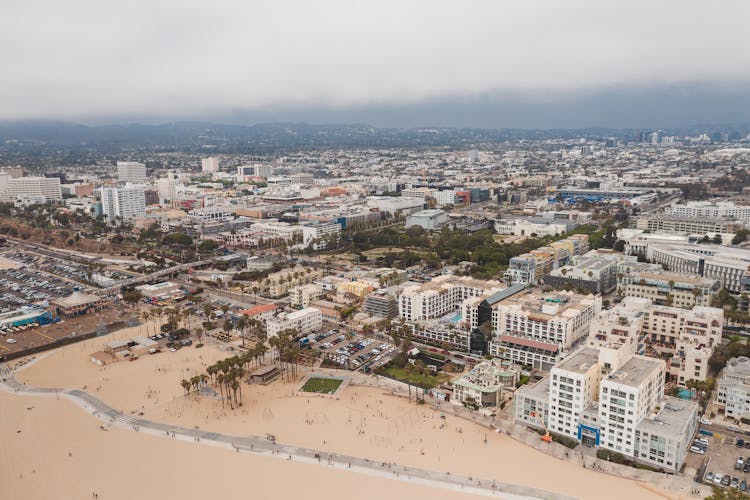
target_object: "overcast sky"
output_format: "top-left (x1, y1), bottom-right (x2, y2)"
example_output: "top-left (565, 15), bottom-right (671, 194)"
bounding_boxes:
top-left (1, 0), bottom-right (749, 127)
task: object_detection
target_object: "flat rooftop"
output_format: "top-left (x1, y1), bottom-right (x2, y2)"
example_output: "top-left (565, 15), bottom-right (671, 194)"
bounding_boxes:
top-left (605, 355), bottom-right (663, 388)
top-left (554, 347), bottom-right (600, 375)
top-left (636, 396), bottom-right (698, 439)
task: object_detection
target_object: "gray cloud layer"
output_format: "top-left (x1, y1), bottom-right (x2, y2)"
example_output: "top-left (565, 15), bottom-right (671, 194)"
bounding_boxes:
top-left (1, 0), bottom-right (749, 123)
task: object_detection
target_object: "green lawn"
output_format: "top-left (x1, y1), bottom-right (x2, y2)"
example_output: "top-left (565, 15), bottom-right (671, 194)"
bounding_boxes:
top-left (301, 377), bottom-right (343, 394)
top-left (379, 365), bottom-right (448, 389)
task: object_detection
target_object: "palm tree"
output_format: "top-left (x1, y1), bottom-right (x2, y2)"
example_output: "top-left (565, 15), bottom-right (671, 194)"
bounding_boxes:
top-left (142, 310), bottom-right (151, 336)
top-left (195, 327), bottom-right (204, 344)
top-left (180, 379), bottom-right (191, 395)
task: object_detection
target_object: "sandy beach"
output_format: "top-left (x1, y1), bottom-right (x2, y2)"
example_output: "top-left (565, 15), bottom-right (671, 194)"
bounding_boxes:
top-left (0, 390), bottom-right (488, 500)
top-left (9, 325), bottom-right (687, 500)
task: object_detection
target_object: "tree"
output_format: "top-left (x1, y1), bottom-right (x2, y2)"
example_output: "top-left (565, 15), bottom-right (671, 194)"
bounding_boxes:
top-left (122, 290), bottom-right (143, 307)
top-left (705, 485), bottom-right (750, 500)
top-left (180, 379), bottom-right (191, 395)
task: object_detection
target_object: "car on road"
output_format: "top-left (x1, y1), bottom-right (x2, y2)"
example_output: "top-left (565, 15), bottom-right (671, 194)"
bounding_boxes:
top-left (729, 426), bottom-right (741, 433)
top-left (701, 418), bottom-right (712, 425)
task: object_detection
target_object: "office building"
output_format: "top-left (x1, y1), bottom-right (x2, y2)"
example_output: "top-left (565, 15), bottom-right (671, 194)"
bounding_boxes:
top-left (116, 162), bottom-right (147, 183)
top-left (201, 157), bottom-right (219, 174)
top-left (405, 209), bottom-right (448, 230)
top-left (0, 176), bottom-right (62, 202)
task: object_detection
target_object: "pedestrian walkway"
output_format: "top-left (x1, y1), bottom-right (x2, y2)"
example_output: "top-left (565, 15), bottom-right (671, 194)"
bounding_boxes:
top-left (0, 363), bottom-right (568, 500)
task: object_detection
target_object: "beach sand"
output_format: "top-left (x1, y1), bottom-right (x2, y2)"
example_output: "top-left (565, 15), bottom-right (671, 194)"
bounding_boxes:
top-left (14, 328), bottom-right (685, 500)
top-left (0, 391), bottom-right (484, 500)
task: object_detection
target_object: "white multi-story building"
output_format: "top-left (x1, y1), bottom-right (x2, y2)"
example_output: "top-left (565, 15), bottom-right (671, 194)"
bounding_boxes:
top-left (289, 284), bottom-right (323, 308)
top-left (488, 290), bottom-right (601, 370)
top-left (301, 221), bottom-right (341, 250)
top-left (717, 357), bottom-right (750, 420)
top-left (253, 165), bottom-right (274, 178)
top-left (0, 176), bottom-right (62, 202)
top-left (548, 348), bottom-right (602, 439)
top-left (405, 209), bottom-right (448, 230)
top-left (519, 344), bottom-right (695, 472)
top-left (99, 185), bottom-right (146, 222)
top-left (645, 243), bottom-right (750, 293)
top-left (366, 196), bottom-right (424, 215)
top-left (433, 189), bottom-right (459, 207)
top-left (266, 307), bottom-right (322, 338)
top-left (398, 275), bottom-right (502, 322)
top-left (116, 162), bottom-right (147, 183)
top-left (188, 205), bottom-right (236, 222)
top-left (664, 201), bottom-right (750, 222)
top-left (201, 157), bottom-right (219, 174)
top-left (598, 356), bottom-right (665, 458)
top-left (618, 269), bottom-right (719, 309)
top-left (157, 176), bottom-right (179, 203)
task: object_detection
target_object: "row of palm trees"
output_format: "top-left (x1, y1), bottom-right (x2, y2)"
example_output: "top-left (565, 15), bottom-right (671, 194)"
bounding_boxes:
top-left (177, 327), bottom-right (304, 409)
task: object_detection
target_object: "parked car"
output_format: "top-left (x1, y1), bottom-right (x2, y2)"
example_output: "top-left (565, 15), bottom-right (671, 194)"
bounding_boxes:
top-left (690, 446), bottom-right (705, 454)
top-left (741, 480), bottom-right (748, 492)
top-left (715, 474), bottom-right (724, 485)
top-left (738, 439), bottom-right (746, 448)
top-left (729, 426), bottom-right (741, 433)
top-left (732, 477), bottom-right (740, 489)
top-left (744, 462), bottom-right (750, 473)
top-left (706, 472), bottom-right (715, 482)
top-left (700, 418), bottom-right (712, 425)
top-left (722, 475), bottom-right (732, 486)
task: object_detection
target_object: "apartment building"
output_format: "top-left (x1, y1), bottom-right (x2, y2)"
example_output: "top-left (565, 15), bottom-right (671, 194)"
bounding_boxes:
top-left (337, 280), bottom-right (373, 299)
top-left (517, 346), bottom-right (694, 472)
top-left (488, 290), bottom-right (601, 370)
top-left (548, 348), bottom-right (602, 439)
top-left (219, 222), bottom-right (301, 248)
top-left (398, 275), bottom-right (503, 322)
top-left (302, 220), bottom-right (342, 250)
top-left (642, 304), bottom-right (723, 384)
top-left (717, 357), bottom-right (750, 420)
top-left (618, 269), bottom-right (719, 309)
top-left (598, 356), bottom-right (665, 458)
top-left (266, 307), bottom-right (322, 338)
top-left (116, 161), bottom-right (147, 183)
top-left (597, 298), bottom-right (723, 385)
top-left (99, 185), bottom-right (146, 221)
top-left (289, 283), bottom-right (323, 308)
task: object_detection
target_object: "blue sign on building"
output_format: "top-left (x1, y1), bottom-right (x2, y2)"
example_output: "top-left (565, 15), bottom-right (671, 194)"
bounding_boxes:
top-left (577, 423), bottom-right (600, 446)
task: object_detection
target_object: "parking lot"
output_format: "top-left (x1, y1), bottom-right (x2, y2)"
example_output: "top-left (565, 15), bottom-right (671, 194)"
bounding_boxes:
top-left (696, 422), bottom-right (750, 492)
top-left (314, 328), bottom-right (396, 371)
